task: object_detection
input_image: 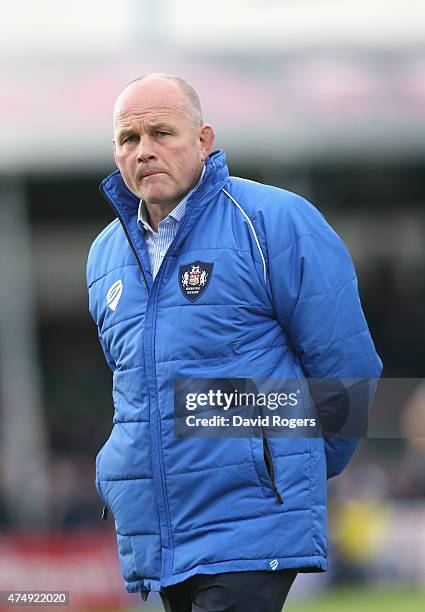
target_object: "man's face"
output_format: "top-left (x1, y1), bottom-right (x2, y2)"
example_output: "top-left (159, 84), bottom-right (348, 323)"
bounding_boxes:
top-left (113, 79), bottom-right (214, 210)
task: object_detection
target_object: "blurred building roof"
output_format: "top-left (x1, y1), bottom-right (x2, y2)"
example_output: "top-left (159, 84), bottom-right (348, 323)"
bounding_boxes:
top-left (2, 0), bottom-right (425, 172)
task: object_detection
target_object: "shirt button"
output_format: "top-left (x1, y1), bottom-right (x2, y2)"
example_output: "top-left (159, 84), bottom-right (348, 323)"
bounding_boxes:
top-left (160, 251), bottom-right (166, 257)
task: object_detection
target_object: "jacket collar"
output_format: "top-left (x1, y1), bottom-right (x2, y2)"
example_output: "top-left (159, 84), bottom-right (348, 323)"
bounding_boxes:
top-left (99, 149), bottom-right (229, 222)
top-left (99, 150), bottom-right (229, 288)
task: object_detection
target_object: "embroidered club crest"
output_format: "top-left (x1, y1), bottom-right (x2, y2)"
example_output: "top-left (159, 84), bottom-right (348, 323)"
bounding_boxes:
top-left (179, 261), bottom-right (214, 302)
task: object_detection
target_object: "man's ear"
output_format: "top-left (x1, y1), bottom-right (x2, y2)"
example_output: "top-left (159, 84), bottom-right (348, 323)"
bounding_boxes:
top-left (112, 139), bottom-right (118, 167)
top-left (199, 124), bottom-right (215, 161)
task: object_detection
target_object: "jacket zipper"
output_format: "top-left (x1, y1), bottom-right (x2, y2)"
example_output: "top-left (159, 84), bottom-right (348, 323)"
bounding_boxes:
top-left (143, 266), bottom-right (174, 563)
top-left (99, 184), bottom-right (174, 562)
top-left (97, 190), bottom-right (147, 526)
top-left (262, 433), bottom-right (284, 505)
top-left (99, 185), bottom-right (150, 292)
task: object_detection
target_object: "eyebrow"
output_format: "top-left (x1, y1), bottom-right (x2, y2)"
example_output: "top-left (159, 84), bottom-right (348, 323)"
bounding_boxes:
top-left (151, 122), bottom-right (174, 131)
top-left (116, 122), bottom-right (175, 142)
top-left (116, 128), bottom-right (135, 142)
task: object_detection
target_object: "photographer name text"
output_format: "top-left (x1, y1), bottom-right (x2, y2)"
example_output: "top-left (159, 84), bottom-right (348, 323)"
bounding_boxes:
top-left (185, 415), bottom-right (316, 429)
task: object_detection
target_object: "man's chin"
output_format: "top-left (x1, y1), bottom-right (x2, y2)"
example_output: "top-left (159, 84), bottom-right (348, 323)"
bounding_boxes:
top-left (138, 182), bottom-right (174, 204)
top-left (142, 191), bottom-right (179, 209)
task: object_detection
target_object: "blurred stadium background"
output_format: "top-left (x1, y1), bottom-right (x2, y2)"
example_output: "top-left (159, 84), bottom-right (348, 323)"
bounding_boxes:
top-left (1, 0), bottom-right (425, 610)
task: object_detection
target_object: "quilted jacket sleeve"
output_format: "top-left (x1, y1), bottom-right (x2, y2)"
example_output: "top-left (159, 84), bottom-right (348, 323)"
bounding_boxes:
top-left (265, 194), bottom-right (382, 478)
top-left (87, 231), bottom-right (117, 375)
top-left (97, 329), bottom-right (116, 373)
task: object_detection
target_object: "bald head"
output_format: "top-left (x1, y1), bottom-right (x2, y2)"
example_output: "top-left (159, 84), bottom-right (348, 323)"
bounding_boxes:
top-left (111, 72), bottom-right (215, 224)
top-left (113, 73), bottom-right (203, 132)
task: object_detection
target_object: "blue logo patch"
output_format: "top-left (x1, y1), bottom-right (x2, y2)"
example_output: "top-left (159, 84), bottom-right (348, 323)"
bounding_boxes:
top-left (179, 261), bottom-right (214, 303)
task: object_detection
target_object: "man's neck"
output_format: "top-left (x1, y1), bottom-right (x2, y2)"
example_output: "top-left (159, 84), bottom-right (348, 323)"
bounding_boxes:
top-left (145, 200), bottom-right (178, 232)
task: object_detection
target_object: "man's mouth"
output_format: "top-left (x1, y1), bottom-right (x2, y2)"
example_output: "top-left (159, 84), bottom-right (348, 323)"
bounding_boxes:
top-left (139, 171), bottom-right (164, 180)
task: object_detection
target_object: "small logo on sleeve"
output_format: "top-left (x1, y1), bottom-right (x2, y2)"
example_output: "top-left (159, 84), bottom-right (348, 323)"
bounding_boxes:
top-left (106, 280), bottom-right (123, 311)
top-left (179, 261), bottom-right (214, 302)
top-left (270, 559), bottom-right (279, 571)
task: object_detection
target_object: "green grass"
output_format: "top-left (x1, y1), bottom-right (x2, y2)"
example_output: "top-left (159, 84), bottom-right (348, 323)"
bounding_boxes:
top-left (121, 587), bottom-right (425, 612)
top-left (285, 587), bottom-right (425, 612)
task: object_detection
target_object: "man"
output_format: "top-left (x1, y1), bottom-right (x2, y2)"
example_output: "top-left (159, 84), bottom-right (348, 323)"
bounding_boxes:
top-left (87, 73), bottom-right (382, 611)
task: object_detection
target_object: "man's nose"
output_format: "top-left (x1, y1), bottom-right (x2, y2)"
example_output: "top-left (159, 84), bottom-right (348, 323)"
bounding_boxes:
top-left (136, 137), bottom-right (156, 162)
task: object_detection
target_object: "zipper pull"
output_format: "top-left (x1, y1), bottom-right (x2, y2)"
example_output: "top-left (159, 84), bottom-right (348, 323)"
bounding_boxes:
top-left (101, 505), bottom-right (109, 520)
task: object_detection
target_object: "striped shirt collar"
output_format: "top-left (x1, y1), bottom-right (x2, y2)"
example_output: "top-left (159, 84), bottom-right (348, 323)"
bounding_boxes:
top-left (138, 165), bottom-right (205, 234)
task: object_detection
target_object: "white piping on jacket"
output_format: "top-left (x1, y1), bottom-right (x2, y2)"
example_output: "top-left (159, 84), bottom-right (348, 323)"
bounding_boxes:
top-left (96, 218), bottom-right (120, 246)
top-left (222, 188), bottom-right (268, 285)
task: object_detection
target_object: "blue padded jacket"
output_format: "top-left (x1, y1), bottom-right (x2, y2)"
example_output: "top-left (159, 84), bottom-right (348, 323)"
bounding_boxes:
top-left (87, 150), bottom-right (382, 594)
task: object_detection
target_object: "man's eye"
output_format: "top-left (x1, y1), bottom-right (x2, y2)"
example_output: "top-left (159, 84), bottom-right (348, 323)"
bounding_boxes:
top-left (157, 130), bottom-right (170, 137)
top-left (122, 135), bottom-right (138, 144)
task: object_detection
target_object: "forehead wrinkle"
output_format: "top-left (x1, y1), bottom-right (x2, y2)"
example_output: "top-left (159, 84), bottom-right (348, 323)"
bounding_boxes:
top-left (114, 103), bottom-right (191, 133)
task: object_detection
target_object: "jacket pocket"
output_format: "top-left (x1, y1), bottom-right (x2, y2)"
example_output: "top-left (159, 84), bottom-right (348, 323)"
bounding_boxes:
top-left (251, 432), bottom-right (284, 505)
top-left (95, 448), bottom-right (109, 519)
top-left (262, 434), bottom-right (284, 504)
